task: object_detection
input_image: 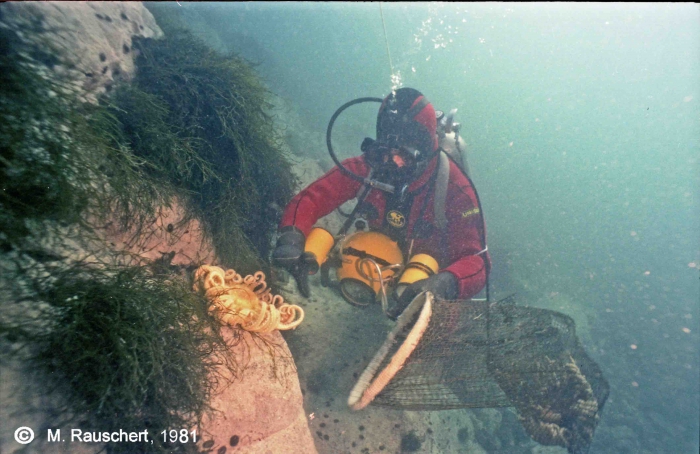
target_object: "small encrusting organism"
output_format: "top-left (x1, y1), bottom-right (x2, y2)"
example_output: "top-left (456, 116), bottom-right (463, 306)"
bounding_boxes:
top-left (194, 265), bottom-right (304, 333)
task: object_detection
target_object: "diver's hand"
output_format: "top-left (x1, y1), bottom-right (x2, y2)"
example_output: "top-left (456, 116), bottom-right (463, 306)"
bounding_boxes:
top-left (387, 272), bottom-right (459, 320)
top-left (272, 226), bottom-right (305, 267)
top-left (272, 226), bottom-right (313, 298)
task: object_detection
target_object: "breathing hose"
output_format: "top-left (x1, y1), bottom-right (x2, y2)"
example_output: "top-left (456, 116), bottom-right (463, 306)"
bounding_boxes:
top-left (326, 97), bottom-right (395, 194)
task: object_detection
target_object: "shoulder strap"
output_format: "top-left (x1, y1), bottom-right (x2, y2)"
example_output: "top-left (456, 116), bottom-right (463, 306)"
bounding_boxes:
top-left (433, 151), bottom-right (450, 231)
top-left (439, 135), bottom-right (469, 176)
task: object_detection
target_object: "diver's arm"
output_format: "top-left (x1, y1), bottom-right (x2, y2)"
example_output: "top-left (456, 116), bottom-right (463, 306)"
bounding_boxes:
top-left (279, 156), bottom-right (368, 235)
top-left (441, 166), bottom-right (490, 299)
top-left (444, 254), bottom-right (488, 299)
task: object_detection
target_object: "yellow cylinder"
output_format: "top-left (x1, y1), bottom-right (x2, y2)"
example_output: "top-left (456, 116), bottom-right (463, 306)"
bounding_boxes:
top-left (304, 227), bottom-right (335, 271)
top-left (337, 231), bottom-right (403, 306)
top-left (396, 254), bottom-right (439, 297)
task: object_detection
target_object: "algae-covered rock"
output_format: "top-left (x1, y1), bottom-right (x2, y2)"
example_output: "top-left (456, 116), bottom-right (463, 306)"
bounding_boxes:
top-left (0, 6), bottom-right (169, 252)
top-left (0, 3), bottom-right (313, 454)
top-left (120, 14), bottom-right (297, 274)
top-left (0, 2), bottom-right (162, 104)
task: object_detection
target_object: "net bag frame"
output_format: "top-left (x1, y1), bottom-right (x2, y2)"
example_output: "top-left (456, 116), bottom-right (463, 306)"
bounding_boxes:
top-left (347, 292), bottom-right (609, 454)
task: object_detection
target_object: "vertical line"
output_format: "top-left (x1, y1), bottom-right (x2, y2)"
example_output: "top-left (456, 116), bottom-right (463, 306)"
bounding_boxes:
top-left (379, 3), bottom-right (394, 77)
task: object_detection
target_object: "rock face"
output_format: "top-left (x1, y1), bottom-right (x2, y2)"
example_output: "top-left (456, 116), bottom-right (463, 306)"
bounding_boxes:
top-left (103, 200), bottom-right (218, 267)
top-left (102, 204), bottom-right (318, 454)
top-left (0, 3), bottom-right (317, 454)
top-left (0, 2), bottom-right (162, 103)
top-left (198, 328), bottom-right (317, 454)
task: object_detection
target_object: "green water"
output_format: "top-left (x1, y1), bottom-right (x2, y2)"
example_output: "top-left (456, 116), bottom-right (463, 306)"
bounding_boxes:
top-left (177, 3), bottom-right (699, 453)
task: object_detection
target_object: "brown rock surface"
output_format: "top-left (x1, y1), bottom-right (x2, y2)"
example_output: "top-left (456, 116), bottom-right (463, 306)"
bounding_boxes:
top-left (103, 201), bottom-right (217, 267)
top-left (197, 328), bottom-right (317, 454)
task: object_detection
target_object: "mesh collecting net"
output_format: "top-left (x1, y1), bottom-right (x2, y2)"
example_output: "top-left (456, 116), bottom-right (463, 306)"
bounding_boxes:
top-left (349, 293), bottom-right (609, 454)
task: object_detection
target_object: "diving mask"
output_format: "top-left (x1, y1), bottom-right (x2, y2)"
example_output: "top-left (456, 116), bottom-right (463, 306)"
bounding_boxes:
top-left (361, 137), bottom-right (426, 183)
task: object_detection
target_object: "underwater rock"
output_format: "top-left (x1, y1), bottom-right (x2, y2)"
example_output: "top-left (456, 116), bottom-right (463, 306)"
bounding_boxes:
top-left (99, 192), bottom-right (315, 453)
top-left (102, 199), bottom-right (216, 267)
top-left (99, 172), bottom-right (313, 454)
top-left (197, 328), bottom-right (317, 454)
top-left (0, 2), bottom-right (162, 104)
top-left (0, 4), bottom-right (317, 454)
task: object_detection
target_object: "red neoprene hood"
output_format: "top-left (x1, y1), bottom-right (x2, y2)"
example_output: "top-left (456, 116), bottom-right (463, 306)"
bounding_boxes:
top-left (376, 88), bottom-right (438, 154)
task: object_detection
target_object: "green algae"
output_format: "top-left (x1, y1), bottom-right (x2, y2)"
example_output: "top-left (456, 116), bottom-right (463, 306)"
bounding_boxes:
top-left (126, 11), bottom-right (297, 274)
top-left (6, 264), bottom-right (234, 454)
top-left (0, 26), bottom-right (92, 247)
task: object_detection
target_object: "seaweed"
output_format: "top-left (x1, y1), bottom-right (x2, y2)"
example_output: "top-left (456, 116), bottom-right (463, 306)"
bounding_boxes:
top-left (3, 262), bottom-right (237, 454)
top-left (0, 26), bottom-right (91, 246)
top-left (0, 26), bottom-right (174, 253)
top-left (125, 11), bottom-right (297, 274)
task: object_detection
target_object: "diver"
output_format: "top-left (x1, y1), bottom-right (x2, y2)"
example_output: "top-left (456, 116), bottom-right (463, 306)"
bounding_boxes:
top-left (272, 87), bottom-right (490, 319)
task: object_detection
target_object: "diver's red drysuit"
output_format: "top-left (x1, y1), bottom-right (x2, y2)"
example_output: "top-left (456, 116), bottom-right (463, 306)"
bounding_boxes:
top-left (279, 154), bottom-right (490, 299)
